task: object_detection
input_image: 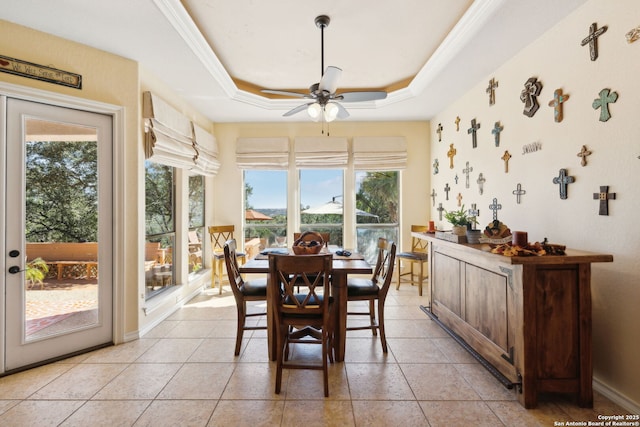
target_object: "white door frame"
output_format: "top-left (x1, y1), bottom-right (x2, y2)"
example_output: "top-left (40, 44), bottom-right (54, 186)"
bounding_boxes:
top-left (0, 82), bottom-right (126, 373)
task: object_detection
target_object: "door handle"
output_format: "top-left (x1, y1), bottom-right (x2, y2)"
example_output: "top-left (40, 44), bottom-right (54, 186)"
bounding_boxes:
top-left (8, 266), bottom-right (22, 274)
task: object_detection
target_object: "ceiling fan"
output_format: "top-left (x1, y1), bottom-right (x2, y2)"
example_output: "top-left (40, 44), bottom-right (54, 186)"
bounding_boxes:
top-left (261, 15), bottom-right (387, 122)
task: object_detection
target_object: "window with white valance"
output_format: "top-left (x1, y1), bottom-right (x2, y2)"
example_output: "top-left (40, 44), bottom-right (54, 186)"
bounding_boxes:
top-left (236, 137), bottom-right (289, 169)
top-left (192, 123), bottom-right (220, 176)
top-left (294, 137), bottom-right (348, 168)
top-left (143, 91), bottom-right (199, 170)
top-left (352, 136), bottom-right (407, 170)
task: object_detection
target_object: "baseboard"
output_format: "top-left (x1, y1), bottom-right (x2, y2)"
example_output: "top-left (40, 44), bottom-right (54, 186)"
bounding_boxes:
top-left (593, 377), bottom-right (640, 414)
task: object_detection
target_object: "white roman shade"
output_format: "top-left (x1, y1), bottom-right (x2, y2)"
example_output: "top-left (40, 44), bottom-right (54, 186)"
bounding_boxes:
top-left (236, 137), bottom-right (289, 169)
top-left (143, 91), bottom-right (197, 169)
top-left (294, 137), bottom-right (348, 168)
top-left (192, 123), bottom-right (220, 176)
top-left (352, 136), bottom-right (407, 170)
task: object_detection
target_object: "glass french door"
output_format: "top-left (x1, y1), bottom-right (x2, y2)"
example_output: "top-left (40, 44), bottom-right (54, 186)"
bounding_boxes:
top-left (3, 97), bottom-right (113, 372)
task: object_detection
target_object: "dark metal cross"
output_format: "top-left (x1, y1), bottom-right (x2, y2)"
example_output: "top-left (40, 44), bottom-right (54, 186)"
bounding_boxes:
top-left (436, 123), bottom-right (443, 142)
top-left (454, 174), bottom-right (459, 185)
top-left (577, 145), bottom-right (592, 166)
top-left (433, 158), bottom-right (439, 175)
top-left (593, 185), bottom-right (616, 215)
top-left (491, 121), bottom-right (503, 146)
top-left (592, 88), bottom-right (618, 122)
top-left (520, 77), bottom-right (543, 117)
top-left (437, 203), bottom-right (445, 221)
top-left (548, 89), bottom-right (570, 123)
top-left (512, 183), bottom-right (526, 204)
top-left (430, 188), bottom-right (437, 206)
top-left (486, 78), bottom-right (498, 106)
top-left (489, 198), bottom-right (502, 221)
top-left (468, 119), bottom-right (481, 148)
top-left (462, 161), bottom-right (473, 189)
top-left (581, 22), bottom-right (608, 61)
top-left (468, 204), bottom-right (480, 230)
top-left (444, 183), bottom-right (451, 200)
top-left (476, 173), bottom-right (486, 195)
top-left (552, 168), bottom-right (575, 200)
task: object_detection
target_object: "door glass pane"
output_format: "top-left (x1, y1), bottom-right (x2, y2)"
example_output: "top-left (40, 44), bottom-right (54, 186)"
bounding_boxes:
top-left (24, 119), bottom-right (99, 341)
top-left (188, 174), bottom-right (204, 274)
top-left (300, 169), bottom-right (343, 247)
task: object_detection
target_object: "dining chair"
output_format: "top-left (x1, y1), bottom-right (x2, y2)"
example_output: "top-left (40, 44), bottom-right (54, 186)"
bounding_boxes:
top-left (346, 238), bottom-right (397, 352)
top-left (269, 253), bottom-right (333, 397)
top-left (396, 225), bottom-right (429, 295)
top-left (209, 225), bottom-right (245, 294)
top-left (223, 239), bottom-right (267, 356)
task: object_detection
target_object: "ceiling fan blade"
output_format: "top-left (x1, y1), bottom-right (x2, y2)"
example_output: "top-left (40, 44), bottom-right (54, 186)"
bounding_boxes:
top-left (338, 91), bottom-right (387, 102)
top-left (335, 102), bottom-right (350, 119)
top-left (283, 103), bottom-right (313, 117)
top-left (318, 66), bottom-right (342, 94)
top-left (261, 89), bottom-right (309, 98)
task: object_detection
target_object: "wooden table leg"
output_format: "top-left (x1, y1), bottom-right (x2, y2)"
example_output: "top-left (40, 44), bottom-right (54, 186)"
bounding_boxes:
top-left (331, 271), bottom-right (347, 362)
top-left (266, 274), bottom-right (276, 361)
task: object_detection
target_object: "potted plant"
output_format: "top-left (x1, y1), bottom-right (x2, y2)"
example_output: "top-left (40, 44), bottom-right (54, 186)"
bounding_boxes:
top-left (444, 205), bottom-right (478, 236)
top-left (25, 257), bottom-right (49, 290)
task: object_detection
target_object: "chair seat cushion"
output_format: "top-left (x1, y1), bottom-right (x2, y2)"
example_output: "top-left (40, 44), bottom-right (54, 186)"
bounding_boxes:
top-left (396, 251), bottom-right (428, 261)
top-left (347, 278), bottom-right (380, 296)
top-left (239, 277), bottom-right (267, 297)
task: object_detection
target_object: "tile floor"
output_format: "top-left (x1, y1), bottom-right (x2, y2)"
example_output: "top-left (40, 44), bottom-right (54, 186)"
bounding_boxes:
top-left (0, 282), bottom-right (632, 426)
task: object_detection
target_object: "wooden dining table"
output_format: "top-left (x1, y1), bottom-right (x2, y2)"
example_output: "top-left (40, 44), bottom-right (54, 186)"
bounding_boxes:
top-left (238, 247), bottom-right (372, 362)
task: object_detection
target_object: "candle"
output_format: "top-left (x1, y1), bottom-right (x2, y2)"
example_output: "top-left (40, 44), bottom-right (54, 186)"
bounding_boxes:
top-left (428, 221), bottom-right (435, 232)
top-left (512, 231), bottom-right (528, 247)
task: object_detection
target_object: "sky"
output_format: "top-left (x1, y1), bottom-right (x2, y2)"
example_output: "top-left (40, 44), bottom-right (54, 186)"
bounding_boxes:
top-left (245, 169), bottom-right (352, 209)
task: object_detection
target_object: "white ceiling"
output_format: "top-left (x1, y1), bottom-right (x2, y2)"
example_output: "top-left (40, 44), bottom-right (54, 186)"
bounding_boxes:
top-left (2, 0), bottom-right (588, 123)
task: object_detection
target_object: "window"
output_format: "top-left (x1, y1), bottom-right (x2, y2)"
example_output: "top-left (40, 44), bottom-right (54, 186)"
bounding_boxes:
top-left (355, 171), bottom-right (399, 263)
top-left (188, 174), bottom-right (204, 275)
top-left (144, 161), bottom-right (175, 299)
top-left (300, 169), bottom-right (344, 247)
top-left (244, 170), bottom-right (287, 252)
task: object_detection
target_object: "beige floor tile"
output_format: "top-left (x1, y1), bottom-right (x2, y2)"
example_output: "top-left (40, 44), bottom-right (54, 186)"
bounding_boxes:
top-left (93, 363), bottom-right (181, 400)
top-left (207, 319), bottom-right (240, 338)
top-left (0, 400), bottom-right (20, 415)
top-left (60, 399), bottom-right (150, 426)
top-left (431, 337), bottom-right (478, 363)
top-left (387, 337), bottom-right (449, 364)
top-left (352, 400), bottom-right (429, 426)
top-left (0, 400), bottom-right (85, 426)
top-left (0, 363), bottom-right (73, 399)
top-left (285, 364), bottom-right (350, 400)
top-left (208, 400), bottom-right (284, 427)
top-left (165, 320), bottom-right (216, 338)
top-left (346, 363), bottom-right (415, 400)
top-left (487, 400), bottom-right (568, 426)
top-left (421, 400), bottom-right (503, 426)
top-left (136, 399), bottom-right (217, 427)
top-left (31, 363), bottom-right (128, 400)
top-left (384, 319), bottom-right (449, 338)
top-left (157, 363), bottom-right (235, 400)
top-left (136, 338), bottom-right (203, 363)
top-left (383, 304), bottom-right (433, 320)
top-left (401, 363), bottom-right (481, 401)
top-left (281, 400), bottom-right (355, 427)
top-left (82, 338), bottom-right (159, 363)
top-left (222, 362), bottom-right (285, 400)
top-left (237, 337), bottom-right (270, 363)
top-left (188, 338), bottom-right (240, 363)
top-left (343, 337), bottom-right (395, 363)
top-left (454, 363), bottom-right (518, 401)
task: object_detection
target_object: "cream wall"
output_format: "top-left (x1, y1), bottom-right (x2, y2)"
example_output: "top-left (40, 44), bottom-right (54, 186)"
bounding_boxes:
top-left (212, 121), bottom-right (430, 252)
top-left (429, 0), bottom-right (639, 409)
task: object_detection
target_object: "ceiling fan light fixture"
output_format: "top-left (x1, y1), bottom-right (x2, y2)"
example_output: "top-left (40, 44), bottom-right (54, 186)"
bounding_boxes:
top-left (324, 102), bottom-right (339, 122)
top-left (307, 103), bottom-right (322, 121)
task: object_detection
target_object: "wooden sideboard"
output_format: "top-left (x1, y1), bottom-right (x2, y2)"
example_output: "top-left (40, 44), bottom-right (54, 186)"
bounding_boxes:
top-left (414, 232), bottom-right (613, 408)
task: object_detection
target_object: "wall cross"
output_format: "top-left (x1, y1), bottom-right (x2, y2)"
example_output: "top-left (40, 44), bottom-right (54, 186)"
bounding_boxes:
top-left (447, 143), bottom-right (457, 169)
top-left (489, 198), bottom-right (502, 221)
top-left (437, 203), bottom-right (445, 221)
top-left (468, 118), bottom-right (481, 148)
top-left (462, 161), bottom-right (473, 189)
top-left (486, 78), bottom-right (498, 106)
top-left (548, 89), bottom-right (570, 123)
top-left (491, 121), bottom-right (503, 146)
top-left (455, 116), bottom-right (460, 131)
top-left (501, 150), bottom-right (512, 173)
top-left (430, 188), bottom-right (437, 206)
top-left (577, 145), bottom-right (592, 166)
top-left (456, 193), bottom-right (463, 207)
top-left (593, 88), bottom-right (618, 122)
top-left (477, 173), bottom-right (486, 195)
top-left (520, 77), bottom-right (543, 117)
top-left (552, 168), bottom-right (575, 200)
top-left (433, 158), bottom-right (439, 175)
top-left (444, 183), bottom-right (451, 200)
top-left (593, 185), bottom-right (616, 215)
top-left (468, 204), bottom-right (480, 230)
top-left (436, 123), bottom-right (444, 142)
top-left (512, 183), bottom-right (526, 204)
top-left (581, 22), bottom-right (608, 61)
